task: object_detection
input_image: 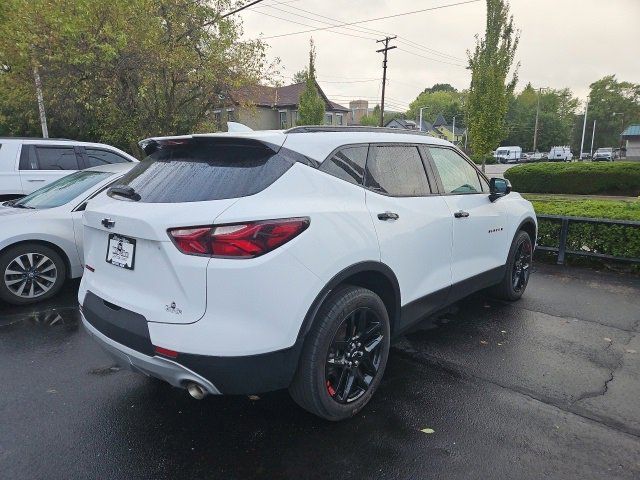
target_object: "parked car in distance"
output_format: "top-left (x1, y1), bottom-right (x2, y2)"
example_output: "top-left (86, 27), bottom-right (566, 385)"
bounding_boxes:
top-left (79, 126), bottom-right (537, 421)
top-left (495, 146), bottom-right (523, 164)
top-left (593, 147), bottom-right (614, 161)
top-left (580, 152), bottom-right (591, 160)
top-left (0, 163), bottom-right (135, 305)
top-left (547, 146), bottom-right (572, 162)
top-left (523, 151), bottom-right (545, 162)
top-left (0, 137), bottom-right (138, 201)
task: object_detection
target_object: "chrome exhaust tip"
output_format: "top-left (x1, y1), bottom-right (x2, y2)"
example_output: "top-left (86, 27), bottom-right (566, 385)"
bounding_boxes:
top-left (186, 382), bottom-right (207, 400)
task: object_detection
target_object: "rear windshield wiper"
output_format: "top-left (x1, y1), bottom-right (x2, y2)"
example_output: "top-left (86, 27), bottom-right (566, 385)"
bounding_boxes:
top-left (108, 185), bottom-right (141, 201)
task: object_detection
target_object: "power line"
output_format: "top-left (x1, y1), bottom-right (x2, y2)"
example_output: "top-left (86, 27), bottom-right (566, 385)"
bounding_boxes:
top-left (257, 4), bottom-right (378, 40)
top-left (259, 0), bottom-right (482, 40)
top-left (262, 3), bottom-right (466, 62)
top-left (249, 9), bottom-right (375, 40)
top-left (396, 48), bottom-right (467, 68)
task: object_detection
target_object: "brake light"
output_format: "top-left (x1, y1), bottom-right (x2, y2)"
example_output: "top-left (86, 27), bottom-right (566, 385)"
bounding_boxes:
top-left (168, 218), bottom-right (309, 258)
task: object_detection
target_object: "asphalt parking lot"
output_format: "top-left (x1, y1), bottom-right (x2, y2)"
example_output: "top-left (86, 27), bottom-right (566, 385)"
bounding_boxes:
top-left (1, 263), bottom-right (639, 479)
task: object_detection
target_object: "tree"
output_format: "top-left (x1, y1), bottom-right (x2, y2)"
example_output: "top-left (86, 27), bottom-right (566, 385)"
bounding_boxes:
top-left (407, 86), bottom-right (466, 127)
top-left (584, 75), bottom-right (640, 150)
top-left (504, 84), bottom-right (578, 151)
top-left (0, 0), bottom-right (274, 153)
top-left (466, 0), bottom-right (519, 161)
top-left (292, 69), bottom-right (308, 84)
top-left (297, 38), bottom-right (325, 126)
top-left (359, 104), bottom-right (402, 126)
top-left (423, 83), bottom-right (457, 94)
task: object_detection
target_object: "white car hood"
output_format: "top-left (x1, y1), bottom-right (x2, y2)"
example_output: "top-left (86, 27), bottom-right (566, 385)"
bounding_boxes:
top-left (0, 206), bottom-right (38, 218)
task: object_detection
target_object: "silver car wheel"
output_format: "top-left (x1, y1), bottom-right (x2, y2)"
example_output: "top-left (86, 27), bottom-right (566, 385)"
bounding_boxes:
top-left (3, 252), bottom-right (58, 299)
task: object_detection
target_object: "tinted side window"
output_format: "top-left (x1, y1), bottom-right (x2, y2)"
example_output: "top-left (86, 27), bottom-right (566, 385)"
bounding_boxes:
top-left (19, 145), bottom-right (38, 170)
top-left (320, 146), bottom-right (367, 185)
top-left (428, 147), bottom-right (483, 194)
top-left (35, 147), bottom-right (79, 170)
top-left (85, 148), bottom-right (129, 167)
top-left (365, 145), bottom-right (430, 196)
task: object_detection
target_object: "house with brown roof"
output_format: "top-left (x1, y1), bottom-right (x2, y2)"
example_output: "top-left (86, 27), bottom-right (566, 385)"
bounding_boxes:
top-left (217, 81), bottom-right (349, 130)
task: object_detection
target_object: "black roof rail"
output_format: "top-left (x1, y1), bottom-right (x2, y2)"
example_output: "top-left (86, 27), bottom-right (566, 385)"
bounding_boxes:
top-left (284, 125), bottom-right (433, 136)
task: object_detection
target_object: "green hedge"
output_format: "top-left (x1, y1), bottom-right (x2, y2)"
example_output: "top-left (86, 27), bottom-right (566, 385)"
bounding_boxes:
top-left (470, 154), bottom-right (497, 165)
top-left (531, 197), bottom-right (640, 261)
top-left (505, 162), bottom-right (640, 196)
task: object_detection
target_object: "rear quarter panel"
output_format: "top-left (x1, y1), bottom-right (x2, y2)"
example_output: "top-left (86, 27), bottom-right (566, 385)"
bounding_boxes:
top-left (166, 163), bottom-right (382, 355)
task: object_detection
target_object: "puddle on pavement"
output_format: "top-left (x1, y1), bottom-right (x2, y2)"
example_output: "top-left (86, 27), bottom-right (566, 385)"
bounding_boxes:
top-left (0, 306), bottom-right (80, 328)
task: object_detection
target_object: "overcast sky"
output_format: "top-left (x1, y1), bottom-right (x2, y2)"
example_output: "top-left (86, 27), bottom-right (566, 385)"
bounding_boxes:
top-left (239, 0), bottom-right (640, 112)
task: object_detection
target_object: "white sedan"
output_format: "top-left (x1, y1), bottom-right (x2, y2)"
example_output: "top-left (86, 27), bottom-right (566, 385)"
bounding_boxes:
top-left (0, 163), bottom-right (135, 305)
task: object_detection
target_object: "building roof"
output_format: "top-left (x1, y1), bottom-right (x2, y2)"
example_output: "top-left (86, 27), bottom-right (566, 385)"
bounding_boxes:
top-left (384, 118), bottom-right (416, 129)
top-left (231, 81), bottom-right (347, 112)
top-left (622, 124), bottom-right (640, 137)
top-left (433, 113), bottom-right (448, 127)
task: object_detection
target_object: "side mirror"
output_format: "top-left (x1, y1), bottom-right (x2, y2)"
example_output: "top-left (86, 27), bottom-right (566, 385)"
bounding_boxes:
top-left (489, 177), bottom-right (511, 202)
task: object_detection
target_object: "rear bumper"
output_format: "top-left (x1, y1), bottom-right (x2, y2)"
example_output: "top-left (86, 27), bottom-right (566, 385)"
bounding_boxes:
top-left (81, 290), bottom-right (303, 394)
top-left (82, 314), bottom-right (221, 395)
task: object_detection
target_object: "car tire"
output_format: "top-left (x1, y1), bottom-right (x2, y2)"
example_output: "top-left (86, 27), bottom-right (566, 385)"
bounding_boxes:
top-left (0, 244), bottom-right (67, 305)
top-left (489, 230), bottom-right (533, 301)
top-left (289, 285), bottom-right (391, 421)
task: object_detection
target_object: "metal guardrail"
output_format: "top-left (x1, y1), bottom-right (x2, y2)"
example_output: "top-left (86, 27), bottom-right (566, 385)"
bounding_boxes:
top-left (536, 214), bottom-right (640, 265)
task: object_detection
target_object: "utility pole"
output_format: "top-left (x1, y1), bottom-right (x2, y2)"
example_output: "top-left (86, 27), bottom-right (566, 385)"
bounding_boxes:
top-left (418, 106), bottom-right (428, 132)
top-left (452, 116), bottom-right (456, 145)
top-left (532, 87), bottom-right (542, 152)
top-left (579, 97), bottom-right (589, 159)
top-left (31, 58), bottom-right (49, 138)
top-left (590, 120), bottom-right (596, 157)
top-left (376, 36), bottom-right (396, 127)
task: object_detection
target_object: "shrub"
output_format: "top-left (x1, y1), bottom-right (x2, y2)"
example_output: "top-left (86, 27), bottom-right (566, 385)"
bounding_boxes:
top-left (505, 162), bottom-right (640, 196)
top-left (527, 197), bottom-right (640, 221)
top-left (531, 197), bottom-right (640, 261)
top-left (470, 153), bottom-right (496, 165)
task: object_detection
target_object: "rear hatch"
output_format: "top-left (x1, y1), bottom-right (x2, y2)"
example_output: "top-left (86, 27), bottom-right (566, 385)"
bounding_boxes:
top-left (82, 136), bottom-right (289, 324)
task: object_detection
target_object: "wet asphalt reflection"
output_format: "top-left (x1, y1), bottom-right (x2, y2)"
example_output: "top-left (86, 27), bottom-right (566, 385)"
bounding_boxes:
top-left (1, 265), bottom-right (640, 479)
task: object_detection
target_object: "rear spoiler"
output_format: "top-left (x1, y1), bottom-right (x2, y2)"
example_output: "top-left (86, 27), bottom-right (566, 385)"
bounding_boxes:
top-left (138, 135), bottom-right (287, 157)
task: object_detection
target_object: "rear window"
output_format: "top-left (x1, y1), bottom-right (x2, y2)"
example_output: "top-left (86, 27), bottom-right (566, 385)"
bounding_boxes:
top-left (111, 139), bottom-right (294, 203)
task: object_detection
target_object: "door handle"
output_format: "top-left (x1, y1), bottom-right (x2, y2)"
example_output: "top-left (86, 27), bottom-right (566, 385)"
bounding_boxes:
top-left (27, 179), bottom-right (45, 182)
top-left (454, 210), bottom-right (470, 218)
top-left (377, 211), bottom-right (399, 221)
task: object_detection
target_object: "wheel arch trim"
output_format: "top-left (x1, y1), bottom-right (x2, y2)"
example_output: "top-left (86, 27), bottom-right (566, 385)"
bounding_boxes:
top-left (297, 261), bottom-right (401, 340)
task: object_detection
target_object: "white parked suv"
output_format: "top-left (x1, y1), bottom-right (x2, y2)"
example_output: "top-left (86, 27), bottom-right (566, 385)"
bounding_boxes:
top-left (0, 137), bottom-right (137, 200)
top-left (79, 127), bottom-right (537, 420)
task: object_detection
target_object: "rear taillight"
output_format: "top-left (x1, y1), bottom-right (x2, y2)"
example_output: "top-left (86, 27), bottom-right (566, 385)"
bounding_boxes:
top-left (168, 218), bottom-right (309, 258)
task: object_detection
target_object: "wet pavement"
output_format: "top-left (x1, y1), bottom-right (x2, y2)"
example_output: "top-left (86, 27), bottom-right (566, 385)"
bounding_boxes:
top-left (1, 264), bottom-right (639, 479)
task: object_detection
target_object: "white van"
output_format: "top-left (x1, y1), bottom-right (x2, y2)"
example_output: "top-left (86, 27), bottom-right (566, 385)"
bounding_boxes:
top-left (548, 146), bottom-right (572, 162)
top-left (495, 146), bottom-right (522, 164)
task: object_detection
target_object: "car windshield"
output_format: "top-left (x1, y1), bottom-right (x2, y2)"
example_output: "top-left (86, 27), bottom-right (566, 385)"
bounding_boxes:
top-left (13, 171), bottom-right (112, 209)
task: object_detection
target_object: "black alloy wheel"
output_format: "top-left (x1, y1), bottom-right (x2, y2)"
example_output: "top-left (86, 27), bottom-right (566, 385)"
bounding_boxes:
top-left (325, 307), bottom-right (384, 404)
top-left (489, 230), bottom-right (534, 301)
top-left (289, 285), bottom-right (390, 421)
top-left (512, 236), bottom-right (532, 294)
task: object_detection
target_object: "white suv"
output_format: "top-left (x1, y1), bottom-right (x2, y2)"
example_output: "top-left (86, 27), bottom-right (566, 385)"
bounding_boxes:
top-left (0, 137), bottom-right (138, 200)
top-left (79, 127), bottom-right (537, 420)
